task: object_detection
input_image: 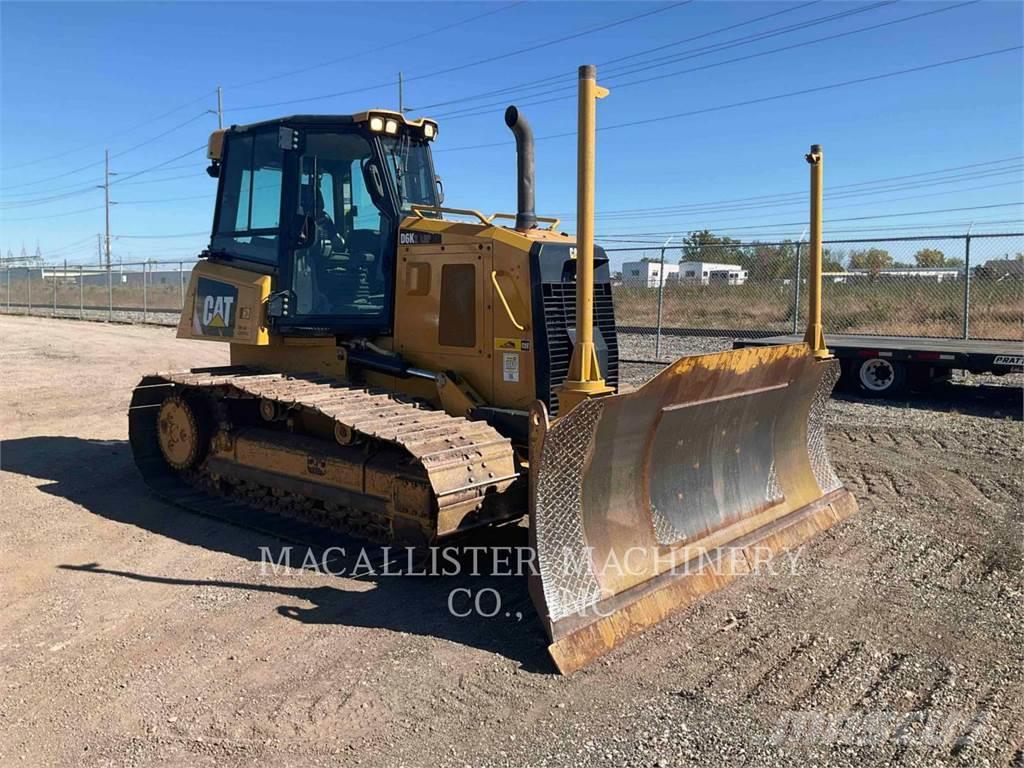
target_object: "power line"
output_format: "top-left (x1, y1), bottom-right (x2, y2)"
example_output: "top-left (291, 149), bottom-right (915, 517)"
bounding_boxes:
top-left (1, 154), bottom-right (207, 210)
top-left (110, 145), bottom-right (207, 186)
top-left (1, 205), bottom-right (104, 222)
top-left (412, 0), bottom-right (825, 112)
top-left (113, 161), bottom-right (199, 176)
top-left (436, 0), bottom-right (978, 121)
top-left (593, 201), bottom-right (1024, 238)
top-left (1, 176), bottom-right (105, 200)
top-left (228, 2), bottom-right (692, 113)
top-left (5, 236), bottom-right (95, 261)
top-left (115, 172), bottom-right (207, 187)
top-left (1, 185), bottom-right (101, 209)
top-left (228, 2), bottom-right (527, 89)
top-left (1, 112), bottom-right (211, 191)
top-left (115, 231), bottom-right (208, 239)
top-left (602, 0), bottom-right (897, 79)
top-left (421, 0), bottom-right (899, 117)
top-left (0, 89), bottom-right (217, 172)
top-left (437, 45), bottom-right (1024, 152)
top-left (562, 166), bottom-right (1024, 221)
top-left (598, 218), bottom-right (1024, 243)
top-left (581, 180), bottom-right (1024, 228)
top-left (118, 193), bottom-right (213, 204)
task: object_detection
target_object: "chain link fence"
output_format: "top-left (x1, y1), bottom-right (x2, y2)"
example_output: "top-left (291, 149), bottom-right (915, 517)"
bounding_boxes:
top-left (1, 234), bottom-right (1021, 361)
top-left (0, 259), bottom-right (198, 326)
top-left (608, 233), bottom-right (1023, 362)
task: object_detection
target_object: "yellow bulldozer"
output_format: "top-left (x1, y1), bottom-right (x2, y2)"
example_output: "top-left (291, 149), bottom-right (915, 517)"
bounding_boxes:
top-left (130, 65), bottom-right (857, 673)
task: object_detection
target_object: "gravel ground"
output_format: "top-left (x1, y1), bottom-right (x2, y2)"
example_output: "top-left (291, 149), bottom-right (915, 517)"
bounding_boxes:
top-left (1, 315), bottom-right (1021, 768)
top-left (1, 305), bottom-right (180, 326)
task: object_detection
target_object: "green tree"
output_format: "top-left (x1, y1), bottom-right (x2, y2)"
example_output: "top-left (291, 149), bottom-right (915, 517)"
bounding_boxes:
top-left (743, 241), bottom-right (799, 280)
top-left (681, 230), bottom-right (742, 263)
top-left (821, 248), bottom-right (843, 272)
top-left (914, 248), bottom-right (945, 267)
top-left (945, 257), bottom-right (965, 269)
top-left (849, 248), bottom-right (893, 275)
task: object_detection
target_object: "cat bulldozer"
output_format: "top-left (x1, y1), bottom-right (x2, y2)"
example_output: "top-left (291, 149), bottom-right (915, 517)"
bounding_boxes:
top-left (130, 65), bottom-right (857, 673)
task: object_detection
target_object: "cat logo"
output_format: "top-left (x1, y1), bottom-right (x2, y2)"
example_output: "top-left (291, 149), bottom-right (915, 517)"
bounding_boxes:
top-left (306, 456), bottom-right (327, 476)
top-left (202, 295), bottom-right (234, 328)
top-left (193, 277), bottom-right (238, 338)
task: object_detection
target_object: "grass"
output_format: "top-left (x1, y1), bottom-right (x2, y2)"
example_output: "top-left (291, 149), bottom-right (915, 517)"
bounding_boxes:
top-left (613, 278), bottom-right (1022, 341)
top-left (3, 276), bottom-right (1021, 341)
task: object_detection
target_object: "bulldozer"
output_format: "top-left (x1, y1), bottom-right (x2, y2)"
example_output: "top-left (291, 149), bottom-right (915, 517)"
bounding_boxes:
top-left (130, 65), bottom-right (857, 674)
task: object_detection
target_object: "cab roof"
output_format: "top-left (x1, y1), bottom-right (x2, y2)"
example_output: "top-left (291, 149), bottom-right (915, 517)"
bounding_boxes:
top-left (226, 110), bottom-right (434, 132)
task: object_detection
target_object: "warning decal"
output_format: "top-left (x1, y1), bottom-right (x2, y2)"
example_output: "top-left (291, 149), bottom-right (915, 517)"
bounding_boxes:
top-left (502, 352), bottom-right (520, 382)
top-left (495, 337), bottom-right (530, 351)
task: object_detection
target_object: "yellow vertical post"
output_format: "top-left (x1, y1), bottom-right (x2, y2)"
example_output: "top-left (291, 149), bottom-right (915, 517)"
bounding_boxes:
top-left (804, 144), bottom-right (829, 358)
top-left (557, 64), bottom-right (615, 413)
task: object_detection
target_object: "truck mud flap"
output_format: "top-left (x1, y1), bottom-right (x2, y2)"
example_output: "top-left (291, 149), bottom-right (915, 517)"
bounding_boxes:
top-left (527, 343), bottom-right (857, 674)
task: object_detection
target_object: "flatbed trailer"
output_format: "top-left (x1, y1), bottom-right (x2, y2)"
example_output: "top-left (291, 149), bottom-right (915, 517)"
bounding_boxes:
top-left (734, 334), bottom-right (1023, 396)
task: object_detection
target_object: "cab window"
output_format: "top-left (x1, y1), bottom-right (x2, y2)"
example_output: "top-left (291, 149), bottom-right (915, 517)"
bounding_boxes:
top-left (212, 131), bottom-right (283, 266)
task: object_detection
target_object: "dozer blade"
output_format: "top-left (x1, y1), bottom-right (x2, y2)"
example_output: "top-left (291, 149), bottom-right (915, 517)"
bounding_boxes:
top-left (527, 343), bottom-right (857, 674)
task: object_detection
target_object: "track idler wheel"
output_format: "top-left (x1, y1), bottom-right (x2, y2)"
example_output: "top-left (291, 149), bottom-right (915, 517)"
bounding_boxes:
top-left (157, 394), bottom-right (210, 470)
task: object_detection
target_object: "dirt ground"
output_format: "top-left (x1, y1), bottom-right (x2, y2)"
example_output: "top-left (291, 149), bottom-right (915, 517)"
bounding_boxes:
top-left (1, 315), bottom-right (1021, 768)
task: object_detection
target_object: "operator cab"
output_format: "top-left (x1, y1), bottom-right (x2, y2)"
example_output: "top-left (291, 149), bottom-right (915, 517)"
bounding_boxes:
top-left (205, 112), bottom-right (440, 333)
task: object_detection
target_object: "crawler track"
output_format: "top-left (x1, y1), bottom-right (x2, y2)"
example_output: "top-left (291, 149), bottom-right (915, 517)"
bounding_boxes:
top-left (128, 366), bottom-right (523, 544)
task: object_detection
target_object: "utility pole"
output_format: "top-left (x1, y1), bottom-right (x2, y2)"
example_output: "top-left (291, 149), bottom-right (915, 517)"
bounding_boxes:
top-left (209, 87), bottom-right (224, 129)
top-left (398, 72), bottom-right (404, 114)
top-left (103, 150), bottom-right (112, 268)
top-left (96, 234), bottom-right (103, 266)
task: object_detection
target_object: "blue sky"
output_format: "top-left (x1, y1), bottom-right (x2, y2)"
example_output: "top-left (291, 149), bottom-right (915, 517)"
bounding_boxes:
top-left (1, 0), bottom-right (1021, 266)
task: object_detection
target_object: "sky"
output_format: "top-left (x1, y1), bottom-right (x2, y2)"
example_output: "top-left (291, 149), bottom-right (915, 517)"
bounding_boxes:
top-left (1, 0), bottom-right (1022, 269)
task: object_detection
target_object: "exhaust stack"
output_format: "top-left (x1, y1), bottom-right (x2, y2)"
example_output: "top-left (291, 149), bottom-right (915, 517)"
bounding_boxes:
top-left (504, 106), bottom-right (537, 232)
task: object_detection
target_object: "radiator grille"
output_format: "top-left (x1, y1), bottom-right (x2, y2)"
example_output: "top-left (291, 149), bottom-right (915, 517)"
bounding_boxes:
top-left (540, 281), bottom-right (619, 417)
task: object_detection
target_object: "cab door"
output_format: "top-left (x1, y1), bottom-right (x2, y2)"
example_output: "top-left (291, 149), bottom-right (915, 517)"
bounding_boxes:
top-left (276, 129), bottom-right (397, 335)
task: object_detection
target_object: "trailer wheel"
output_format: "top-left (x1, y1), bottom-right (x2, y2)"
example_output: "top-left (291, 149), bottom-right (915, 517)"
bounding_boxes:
top-left (856, 357), bottom-right (906, 396)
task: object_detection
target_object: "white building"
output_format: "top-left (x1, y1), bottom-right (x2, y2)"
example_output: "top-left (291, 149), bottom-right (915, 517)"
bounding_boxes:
top-left (621, 260), bottom-right (680, 287)
top-left (678, 261), bottom-right (749, 285)
top-left (826, 267), bottom-right (962, 284)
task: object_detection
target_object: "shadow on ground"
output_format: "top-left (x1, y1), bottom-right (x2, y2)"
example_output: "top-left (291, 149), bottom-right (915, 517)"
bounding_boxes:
top-left (3, 435), bottom-right (553, 673)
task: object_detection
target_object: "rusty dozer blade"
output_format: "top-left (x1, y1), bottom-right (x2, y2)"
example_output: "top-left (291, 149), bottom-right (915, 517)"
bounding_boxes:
top-left (527, 343), bottom-right (857, 674)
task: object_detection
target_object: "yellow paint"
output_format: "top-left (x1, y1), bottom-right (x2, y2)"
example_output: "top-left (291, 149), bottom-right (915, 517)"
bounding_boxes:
top-left (804, 144), bottom-right (830, 359)
top-left (668, 343), bottom-right (808, 377)
top-left (176, 260), bottom-right (270, 346)
top-left (556, 65), bottom-right (615, 411)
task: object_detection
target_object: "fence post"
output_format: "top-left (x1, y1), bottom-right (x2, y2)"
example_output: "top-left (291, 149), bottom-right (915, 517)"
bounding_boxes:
top-left (52, 264), bottom-right (57, 316)
top-left (143, 261), bottom-right (148, 323)
top-left (6, 268), bottom-right (10, 313)
top-left (107, 261), bottom-right (113, 322)
top-left (791, 242), bottom-right (802, 335)
top-left (961, 233), bottom-right (972, 340)
top-left (655, 248), bottom-right (666, 358)
top-left (179, 261), bottom-right (185, 310)
top-left (27, 270), bottom-right (32, 315)
top-left (79, 265), bottom-right (84, 319)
